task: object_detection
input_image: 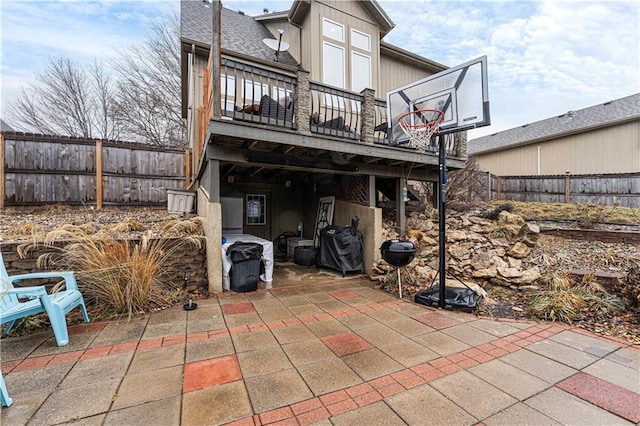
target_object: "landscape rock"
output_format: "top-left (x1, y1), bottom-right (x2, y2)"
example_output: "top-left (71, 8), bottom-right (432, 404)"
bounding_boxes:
top-left (497, 267), bottom-right (524, 279)
top-left (516, 223), bottom-right (540, 247)
top-left (508, 242), bottom-right (531, 259)
top-left (511, 267), bottom-right (541, 285)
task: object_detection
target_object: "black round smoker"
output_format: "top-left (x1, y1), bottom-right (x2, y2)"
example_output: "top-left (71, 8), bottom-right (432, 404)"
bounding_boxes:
top-left (380, 239), bottom-right (416, 298)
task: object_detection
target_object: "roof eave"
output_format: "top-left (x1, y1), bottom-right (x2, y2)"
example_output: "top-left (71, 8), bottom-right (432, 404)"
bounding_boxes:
top-left (359, 0), bottom-right (395, 36)
top-left (289, 0), bottom-right (311, 25)
top-left (380, 42), bottom-right (447, 73)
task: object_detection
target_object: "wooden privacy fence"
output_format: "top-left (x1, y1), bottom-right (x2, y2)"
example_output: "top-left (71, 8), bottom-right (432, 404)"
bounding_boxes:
top-left (484, 172), bottom-right (640, 207)
top-left (1, 132), bottom-right (192, 208)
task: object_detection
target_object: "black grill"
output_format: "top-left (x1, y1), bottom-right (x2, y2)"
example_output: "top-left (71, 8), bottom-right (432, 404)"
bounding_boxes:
top-left (380, 239), bottom-right (415, 266)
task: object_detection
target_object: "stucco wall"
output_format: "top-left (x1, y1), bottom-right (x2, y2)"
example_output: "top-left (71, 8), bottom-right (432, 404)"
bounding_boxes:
top-left (197, 187), bottom-right (223, 294)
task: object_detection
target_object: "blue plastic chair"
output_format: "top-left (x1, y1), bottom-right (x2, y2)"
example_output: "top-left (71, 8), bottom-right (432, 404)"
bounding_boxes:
top-left (1, 372), bottom-right (12, 407)
top-left (0, 251), bottom-right (90, 347)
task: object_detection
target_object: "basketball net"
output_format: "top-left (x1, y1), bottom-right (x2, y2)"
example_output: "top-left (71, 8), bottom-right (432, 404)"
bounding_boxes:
top-left (398, 109), bottom-right (445, 150)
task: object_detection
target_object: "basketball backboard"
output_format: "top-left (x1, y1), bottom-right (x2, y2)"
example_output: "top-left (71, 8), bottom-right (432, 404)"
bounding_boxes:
top-left (386, 56), bottom-right (490, 144)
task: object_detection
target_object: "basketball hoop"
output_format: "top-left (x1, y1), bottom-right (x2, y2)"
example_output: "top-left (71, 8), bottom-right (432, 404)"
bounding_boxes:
top-left (398, 109), bottom-right (444, 150)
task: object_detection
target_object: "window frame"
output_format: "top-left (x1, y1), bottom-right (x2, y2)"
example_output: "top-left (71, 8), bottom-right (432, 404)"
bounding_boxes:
top-left (350, 28), bottom-right (371, 52)
top-left (322, 41), bottom-right (346, 89)
top-left (245, 194), bottom-right (266, 225)
top-left (322, 18), bottom-right (344, 42)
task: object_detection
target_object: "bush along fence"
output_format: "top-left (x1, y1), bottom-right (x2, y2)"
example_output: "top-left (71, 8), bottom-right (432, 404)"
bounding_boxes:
top-left (0, 132), bottom-right (193, 208)
top-left (479, 172), bottom-right (639, 207)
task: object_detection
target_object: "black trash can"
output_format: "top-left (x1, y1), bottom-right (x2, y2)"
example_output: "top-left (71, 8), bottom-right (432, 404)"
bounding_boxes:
top-left (294, 246), bottom-right (318, 266)
top-left (227, 242), bottom-right (263, 292)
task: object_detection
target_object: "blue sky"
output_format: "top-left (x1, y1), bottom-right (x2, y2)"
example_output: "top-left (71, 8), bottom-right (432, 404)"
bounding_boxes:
top-left (1, 0), bottom-right (638, 139)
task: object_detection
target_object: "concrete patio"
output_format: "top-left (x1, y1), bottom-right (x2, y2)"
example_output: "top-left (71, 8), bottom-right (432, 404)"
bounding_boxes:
top-left (1, 277), bottom-right (639, 425)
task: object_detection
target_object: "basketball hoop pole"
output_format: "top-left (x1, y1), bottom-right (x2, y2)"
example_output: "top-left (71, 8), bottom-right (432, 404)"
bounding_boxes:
top-left (437, 133), bottom-right (446, 308)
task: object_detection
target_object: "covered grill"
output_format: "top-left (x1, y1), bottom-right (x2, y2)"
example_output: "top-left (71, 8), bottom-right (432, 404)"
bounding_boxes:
top-left (380, 239), bottom-right (415, 266)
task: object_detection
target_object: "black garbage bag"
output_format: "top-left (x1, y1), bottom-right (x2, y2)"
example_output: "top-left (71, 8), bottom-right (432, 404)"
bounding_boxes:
top-left (317, 216), bottom-right (363, 276)
top-left (226, 242), bottom-right (263, 292)
top-left (227, 242), bottom-right (263, 263)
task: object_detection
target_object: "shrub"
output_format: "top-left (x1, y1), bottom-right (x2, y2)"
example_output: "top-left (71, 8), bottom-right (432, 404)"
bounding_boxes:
top-left (484, 203), bottom-right (515, 220)
top-left (576, 203), bottom-right (617, 229)
top-left (18, 217), bottom-right (205, 320)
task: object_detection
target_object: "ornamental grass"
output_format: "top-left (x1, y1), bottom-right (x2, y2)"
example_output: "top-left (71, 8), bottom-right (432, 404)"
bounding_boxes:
top-left (18, 217), bottom-right (205, 320)
top-left (527, 272), bottom-right (623, 322)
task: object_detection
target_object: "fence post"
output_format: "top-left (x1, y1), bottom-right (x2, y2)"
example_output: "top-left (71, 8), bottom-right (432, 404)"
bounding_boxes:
top-left (564, 174), bottom-right (570, 203)
top-left (496, 176), bottom-right (501, 199)
top-left (95, 139), bottom-right (103, 210)
top-left (184, 148), bottom-right (192, 189)
top-left (0, 134), bottom-right (4, 210)
top-left (487, 172), bottom-right (492, 200)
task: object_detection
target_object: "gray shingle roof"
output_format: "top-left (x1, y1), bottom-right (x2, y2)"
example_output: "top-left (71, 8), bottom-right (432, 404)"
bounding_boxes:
top-left (181, 0), bottom-right (298, 67)
top-left (468, 93), bottom-right (640, 155)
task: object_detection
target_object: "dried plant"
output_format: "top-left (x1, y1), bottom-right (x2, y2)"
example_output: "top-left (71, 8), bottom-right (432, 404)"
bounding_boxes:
top-left (18, 217), bottom-right (205, 320)
top-left (576, 203), bottom-right (618, 229)
top-left (527, 273), bottom-right (622, 322)
top-left (489, 226), bottom-right (517, 240)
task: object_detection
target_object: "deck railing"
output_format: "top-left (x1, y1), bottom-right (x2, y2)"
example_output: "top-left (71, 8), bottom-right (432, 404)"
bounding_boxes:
top-left (309, 82), bottom-right (361, 141)
top-left (205, 57), bottom-right (464, 158)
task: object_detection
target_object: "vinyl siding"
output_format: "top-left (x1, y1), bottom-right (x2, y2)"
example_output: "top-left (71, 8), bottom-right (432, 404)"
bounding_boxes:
top-left (301, 0), bottom-right (380, 92)
top-left (472, 120), bottom-right (640, 175)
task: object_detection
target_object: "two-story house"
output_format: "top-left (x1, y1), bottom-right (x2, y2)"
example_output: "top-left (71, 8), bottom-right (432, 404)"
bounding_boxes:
top-left (180, 0), bottom-right (469, 293)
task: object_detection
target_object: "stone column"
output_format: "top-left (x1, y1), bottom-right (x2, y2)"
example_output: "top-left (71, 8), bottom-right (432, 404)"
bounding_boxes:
top-left (295, 68), bottom-right (310, 133)
top-left (361, 88), bottom-right (375, 144)
top-left (458, 131), bottom-right (468, 159)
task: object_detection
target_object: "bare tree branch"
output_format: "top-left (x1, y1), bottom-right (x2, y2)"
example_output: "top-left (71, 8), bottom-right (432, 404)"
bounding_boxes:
top-left (7, 14), bottom-right (185, 148)
top-left (110, 13), bottom-right (185, 147)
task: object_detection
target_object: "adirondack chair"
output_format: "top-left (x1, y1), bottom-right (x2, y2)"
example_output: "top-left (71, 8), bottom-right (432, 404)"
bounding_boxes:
top-left (0, 251), bottom-right (89, 347)
top-left (1, 372), bottom-right (11, 407)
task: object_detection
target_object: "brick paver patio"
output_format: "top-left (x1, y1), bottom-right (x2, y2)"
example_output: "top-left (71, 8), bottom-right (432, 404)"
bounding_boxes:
top-left (1, 278), bottom-right (638, 425)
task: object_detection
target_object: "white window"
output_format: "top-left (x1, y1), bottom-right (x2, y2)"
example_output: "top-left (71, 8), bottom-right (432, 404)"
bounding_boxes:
top-left (242, 79), bottom-right (268, 105)
top-left (246, 194), bottom-right (266, 225)
top-left (220, 75), bottom-right (236, 111)
top-left (351, 29), bottom-right (370, 52)
top-left (351, 51), bottom-right (371, 92)
top-left (323, 42), bottom-right (345, 89)
top-left (322, 18), bottom-right (344, 42)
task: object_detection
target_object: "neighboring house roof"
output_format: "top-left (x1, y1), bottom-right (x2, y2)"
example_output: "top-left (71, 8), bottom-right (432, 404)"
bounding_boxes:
top-left (468, 93), bottom-right (640, 155)
top-left (1, 118), bottom-right (15, 132)
top-left (181, 1), bottom-right (298, 67)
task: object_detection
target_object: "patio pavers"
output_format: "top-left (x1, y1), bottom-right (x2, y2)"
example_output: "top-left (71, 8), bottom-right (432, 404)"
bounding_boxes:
top-left (112, 365), bottom-right (183, 410)
top-left (430, 370), bottom-right (518, 419)
top-left (296, 357), bottom-right (363, 395)
top-left (104, 396), bottom-right (181, 426)
top-left (500, 348), bottom-right (578, 384)
top-left (524, 387), bottom-right (633, 425)
top-left (468, 358), bottom-right (549, 400)
top-left (556, 372), bottom-right (640, 423)
top-left (321, 331), bottom-right (373, 356)
top-left (244, 368), bottom-right (313, 412)
top-left (183, 355), bottom-right (242, 393)
top-left (583, 358), bottom-right (640, 393)
top-left (1, 277), bottom-right (638, 425)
